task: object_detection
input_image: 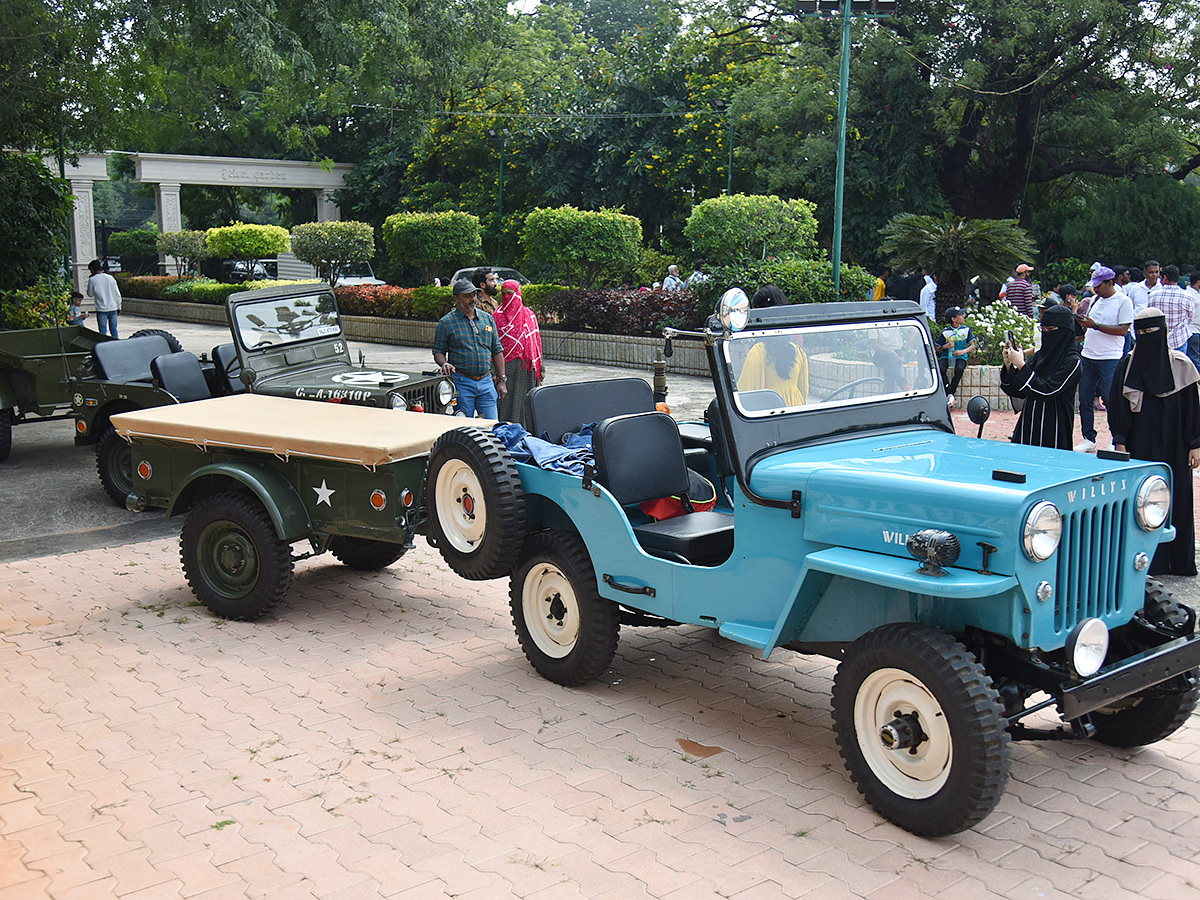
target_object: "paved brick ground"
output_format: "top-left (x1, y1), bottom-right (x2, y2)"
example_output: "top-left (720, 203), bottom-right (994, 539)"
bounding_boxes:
top-left (2, 537), bottom-right (1199, 899)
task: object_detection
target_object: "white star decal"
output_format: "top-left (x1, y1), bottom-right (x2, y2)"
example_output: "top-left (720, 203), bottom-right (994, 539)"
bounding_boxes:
top-left (313, 479), bottom-right (336, 507)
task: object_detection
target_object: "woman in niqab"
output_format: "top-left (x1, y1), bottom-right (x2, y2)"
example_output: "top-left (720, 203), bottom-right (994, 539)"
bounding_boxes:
top-left (1108, 307), bottom-right (1200, 576)
top-left (1000, 304), bottom-right (1082, 449)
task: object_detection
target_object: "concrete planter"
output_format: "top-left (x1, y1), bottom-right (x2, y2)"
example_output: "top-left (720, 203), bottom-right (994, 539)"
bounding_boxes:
top-left (122, 296), bottom-right (1010, 406)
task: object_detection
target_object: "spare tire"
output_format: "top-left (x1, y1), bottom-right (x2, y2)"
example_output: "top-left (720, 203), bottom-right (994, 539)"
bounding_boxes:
top-left (130, 328), bottom-right (185, 353)
top-left (426, 427), bottom-right (525, 580)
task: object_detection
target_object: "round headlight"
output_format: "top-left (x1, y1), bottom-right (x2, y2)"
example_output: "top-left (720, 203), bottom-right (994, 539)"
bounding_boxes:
top-left (1136, 475), bottom-right (1171, 530)
top-left (1066, 617), bottom-right (1109, 678)
top-left (389, 393), bottom-right (408, 411)
top-left (1022, 501), bottom-right (1062, 561)
top-left (436, 380), bottom-right (455, 407)
top-left (717, 288), bottom-right (750, 333)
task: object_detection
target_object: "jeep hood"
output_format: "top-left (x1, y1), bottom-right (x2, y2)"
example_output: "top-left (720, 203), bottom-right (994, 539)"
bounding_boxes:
top-left (748, 431), bottom-right (1169, 573)
top-left (254, 362), bottom-right (419, 404)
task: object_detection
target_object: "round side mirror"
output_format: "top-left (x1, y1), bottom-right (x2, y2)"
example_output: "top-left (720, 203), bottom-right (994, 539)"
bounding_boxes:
top-left (716, 288), bottom-right (750, 333)
top-left (966, 395), bottom-right (990, 438)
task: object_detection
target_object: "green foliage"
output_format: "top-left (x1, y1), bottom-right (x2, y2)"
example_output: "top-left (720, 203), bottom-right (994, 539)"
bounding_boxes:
top-left (0, 282), bottom-right (70, 329)
top-left (634, 247), bottom-right (678, 288)
top-left (1038, 257), bottom-right (1093, 292)
top-left (965, 302), bottom-right (1037, 367)
top-left (696, 258), bottom-right (875, 308)
top-left (108, 228), bottom-right (159, 259)
top-left (120, 275), bottom-right (317, 305)
top-left (520, 206), bottom-right (642, 288)
top-left (382, 212), bottom-right (481, 286)
top-left (205, 223), bottom-right (290, 262)
top-left (409, 286), bottom-right (455, 320)
top-left (539, 287), bottom-right (706, 334)
top-left (118, 275), bottom-right (182, 300)
top-left (684, 194), bottom-right (819, 266)
top-left (879, 213), bottom-right (1037, 318)
top-left (0, 153), bottom-right (72, 293)
top-left (156, 231), bottom-right (211, 276)
top-left (333, 284), bottom-right (414, 317)
top-left (1058, 176), bottom-right (1200, 266)
top-left (290, 221), bottom-right (375, 285)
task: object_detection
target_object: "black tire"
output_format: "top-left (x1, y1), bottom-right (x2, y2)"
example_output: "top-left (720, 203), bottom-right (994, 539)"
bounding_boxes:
top-left (96, 426), bottom-right (134, 506)
top-left (180, 492), bottom-right (293, 620)
top-left (130, 328), bottom-right (185, 353)
top-left (509, 531), bottom-right (620, 686)
top-left (1090, 581), bottom-right (1199, 747)
top-left (0, 408), bottom-right (11, 463)
top-left (426, 427), bottom-right (525, 580)
top-left (832, 623), bottom-right (1011, 837)
top-left (328, 536), bottom-right (407, 570)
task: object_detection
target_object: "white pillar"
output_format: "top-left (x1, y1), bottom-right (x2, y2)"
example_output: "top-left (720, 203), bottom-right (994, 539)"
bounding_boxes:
top-left (155, 182), bottom-right (183, 274)
top-left (315, 189), bottom-right (340, 222)
top-left (69, 180), bottom-right (97, 291)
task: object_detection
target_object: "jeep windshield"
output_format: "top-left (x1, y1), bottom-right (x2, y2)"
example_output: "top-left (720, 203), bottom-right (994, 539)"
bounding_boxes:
top-left (232, 292), bottom-right (342, 351)
top-left (725, 318), bottom-right (938, 418)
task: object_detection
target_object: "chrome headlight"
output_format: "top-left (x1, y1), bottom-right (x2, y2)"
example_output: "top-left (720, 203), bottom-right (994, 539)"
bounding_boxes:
top-left (1135, 475), bottom-right (1171, 530)
top-left (436, 380), bottom-right (455, 407)
top-left (1022, 501), bottom-right (1062, 561)
top-left (388, 393), bottom-right (408, 411)
top-left (1066, 618), bottom-right (1109, 678)
top-left (717, 288), bottom-right (749, 333)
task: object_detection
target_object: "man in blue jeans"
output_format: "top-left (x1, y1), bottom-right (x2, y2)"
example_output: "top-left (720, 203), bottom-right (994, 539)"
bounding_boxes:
top-left (433, 278), bottom-right (507, 418)
top-left (1075, 266), bottom-right (1133, 452)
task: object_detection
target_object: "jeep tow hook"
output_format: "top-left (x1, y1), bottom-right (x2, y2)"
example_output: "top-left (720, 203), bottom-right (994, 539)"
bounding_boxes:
top-left (125, 493), bottom-right (148, 513)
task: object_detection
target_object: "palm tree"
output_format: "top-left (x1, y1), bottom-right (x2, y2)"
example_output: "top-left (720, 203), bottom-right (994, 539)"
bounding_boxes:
top-left (879, 213), bottom-right (1036, 320)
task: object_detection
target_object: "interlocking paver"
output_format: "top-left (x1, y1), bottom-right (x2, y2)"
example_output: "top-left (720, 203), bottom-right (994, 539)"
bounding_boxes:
top-left (2, 537), bottom-right (1199, 899)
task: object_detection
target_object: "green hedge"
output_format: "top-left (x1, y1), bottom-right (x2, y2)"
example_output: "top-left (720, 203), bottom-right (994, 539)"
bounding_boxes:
top-left (0, 282), bottom-right (70, 329)
top-left (694, 258), bottom-right (876, 308)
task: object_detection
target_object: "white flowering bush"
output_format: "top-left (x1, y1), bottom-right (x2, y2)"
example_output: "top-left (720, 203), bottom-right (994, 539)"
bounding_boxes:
top-left (964, 301), bottom-right (1035, 366)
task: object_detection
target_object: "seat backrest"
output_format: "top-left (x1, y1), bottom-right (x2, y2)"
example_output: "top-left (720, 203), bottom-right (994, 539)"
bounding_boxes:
top-left (151, 352), bottom-right (211, 402)
top-left (593, 412), bottom-right (691, 507)
top-left (526, 377), bottom-right (654, 443)
top-left (211, 343), bottom-right (245, 394)
top-left (705, 398), bottom-right (735, 478)
top-left (92, 335), bottom-right (172, 382)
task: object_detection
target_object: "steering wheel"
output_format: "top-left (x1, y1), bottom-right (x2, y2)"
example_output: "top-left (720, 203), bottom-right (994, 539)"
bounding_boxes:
top-left (825, 377), bottom-right (885, 403)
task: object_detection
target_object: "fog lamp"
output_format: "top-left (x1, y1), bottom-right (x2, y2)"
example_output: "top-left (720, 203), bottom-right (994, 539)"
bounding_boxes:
top-left (906, 529), bottom-right (961, 576)
top-left (1066, 618), bottom-right (1109, 678)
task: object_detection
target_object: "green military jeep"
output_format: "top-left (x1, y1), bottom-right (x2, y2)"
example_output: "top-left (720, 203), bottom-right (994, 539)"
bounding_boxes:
top-left (73, 283), bottom-right (455, 505)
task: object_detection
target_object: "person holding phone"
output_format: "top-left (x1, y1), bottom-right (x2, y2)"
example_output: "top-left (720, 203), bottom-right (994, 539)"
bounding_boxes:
top-left (1073, 266), bottom-right (1133, 452)
top-left (1000, 304), bottom-right (1082, 449)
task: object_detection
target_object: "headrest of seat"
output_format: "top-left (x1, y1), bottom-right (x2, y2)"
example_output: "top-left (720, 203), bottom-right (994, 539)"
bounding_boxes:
top-left (151, 351), bottom-right (211, 403)
top-left (527, 377), bottom-right (654, 443)
top-left (92, 335), bottom-right (172, 381)
top-left (593, 411), bottom-right (690, 507)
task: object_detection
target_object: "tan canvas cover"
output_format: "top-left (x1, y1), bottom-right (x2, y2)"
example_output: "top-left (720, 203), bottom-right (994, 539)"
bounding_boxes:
top-left (111, 394), bottom-right (490, 468)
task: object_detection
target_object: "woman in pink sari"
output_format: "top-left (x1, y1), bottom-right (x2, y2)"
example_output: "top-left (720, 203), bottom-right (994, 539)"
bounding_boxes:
top-left (492, 279), bottom-right (544, 425)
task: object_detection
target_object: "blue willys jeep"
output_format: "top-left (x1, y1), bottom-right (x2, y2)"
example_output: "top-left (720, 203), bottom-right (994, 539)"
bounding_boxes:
top-left (116, 295), bottom-right (1200, 836)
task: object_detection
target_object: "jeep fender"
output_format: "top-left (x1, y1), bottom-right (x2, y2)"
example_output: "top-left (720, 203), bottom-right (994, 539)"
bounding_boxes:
top-left (167, 463), bottom-right (311, 542)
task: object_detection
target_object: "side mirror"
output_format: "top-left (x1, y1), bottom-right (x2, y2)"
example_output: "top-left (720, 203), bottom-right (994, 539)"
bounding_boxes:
top-left (239, 368), bottom-right (257, 387)
top-left (966, 395), bottom-right (990, 438)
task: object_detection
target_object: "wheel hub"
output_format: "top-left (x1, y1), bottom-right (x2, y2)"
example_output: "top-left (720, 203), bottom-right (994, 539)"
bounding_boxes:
top-left (545, 593), bottom-right (567, 625)
top-left (459, 489), bottom-right (475, 519)
top-left (217, 541), bottom-right (248, 576)
top-left (879, 712), bottom-right (927, 752)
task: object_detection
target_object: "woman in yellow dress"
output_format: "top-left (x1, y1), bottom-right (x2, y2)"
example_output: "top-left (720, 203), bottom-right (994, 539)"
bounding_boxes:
top-left (736, 285), bottom-right (809, 406)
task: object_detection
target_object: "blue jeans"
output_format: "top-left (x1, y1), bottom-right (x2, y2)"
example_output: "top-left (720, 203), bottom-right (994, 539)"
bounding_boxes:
top-left (1078, 356), bottom-right (1120, 441)
top-left (1185, 334), bottom-right (1200, 375)
top-left (452, 372), bottom-right (498, 418)
top-left (95, 309), bottom-right (118, 337)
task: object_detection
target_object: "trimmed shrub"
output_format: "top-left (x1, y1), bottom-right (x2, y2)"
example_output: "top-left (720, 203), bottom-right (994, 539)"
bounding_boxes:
top-left (108, 227), bottom-right (159, 259)
top-left (539, 287), bottom-right (706, 335)
top-left (0, 282), bottom-right (69, 329)
top-left (157, 230), bottom-right (211, 276)
top-left (382, 211), bottom-right (481, 285)
top-left (205, 223), bottom-right (290, 263)
top-left (291, 221), bottom-right (375, 286)
top-left (520, 206), bottom-right (642, 288)
top-left (410, 285), bottom-right (455, 321)
top-left (684, 194), bottom-right (819, 266)
top-left (694, 258), bottom-right (875, 308)
top-left (334, 284), bottom-right (415, 317)
top-left (116, 275), bottom-right (181, 300)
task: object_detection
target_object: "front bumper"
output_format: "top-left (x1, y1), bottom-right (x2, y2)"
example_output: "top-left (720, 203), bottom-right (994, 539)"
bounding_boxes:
top-left (1058, 633), bottom-right (1200, 720)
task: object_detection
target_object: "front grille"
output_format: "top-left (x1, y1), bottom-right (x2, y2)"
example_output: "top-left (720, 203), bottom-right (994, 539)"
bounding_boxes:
top-left (400, 383), bottom-right (439, 412)
top-left (1054, 499), bottom-right (1129, 634)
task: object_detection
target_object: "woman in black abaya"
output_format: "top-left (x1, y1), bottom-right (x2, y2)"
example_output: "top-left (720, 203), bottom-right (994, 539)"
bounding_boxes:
top-left (1108, 307), bottom-right (1200, 576)
top-left (1000, 304), bottom-right (1082, 450)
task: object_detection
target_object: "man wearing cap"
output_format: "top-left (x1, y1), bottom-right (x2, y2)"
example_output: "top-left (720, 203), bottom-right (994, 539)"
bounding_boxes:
top-left (1006, 264), bottom-right (1036, 318)
top-left (936, 306), bottom-right (974, 402)
top-left (433, 278), bottom-right (507, 418)
top-left (1074, 266), bottom-right (1133, 452)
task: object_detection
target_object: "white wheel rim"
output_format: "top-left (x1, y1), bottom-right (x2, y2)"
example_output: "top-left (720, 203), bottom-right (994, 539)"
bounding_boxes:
top-left (854, 667), bottom-right (953, 799)
top-left (435, 459), bottom-right (487, 553)
top-left (522, 562), bottom-right (579, 659)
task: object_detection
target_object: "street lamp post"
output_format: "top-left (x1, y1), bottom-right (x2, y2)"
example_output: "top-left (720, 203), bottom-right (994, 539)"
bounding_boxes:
top-left (797, 1), bottom-right (896, 296)
top-left (487, 128), bottom-right (510, 265)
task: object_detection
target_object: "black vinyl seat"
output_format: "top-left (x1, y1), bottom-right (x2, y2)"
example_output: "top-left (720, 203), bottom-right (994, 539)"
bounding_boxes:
top-left (211, 343), bottom-right (245, 395)
top-left (91, 335), bottom-right (172, 382)
top-left (526, 377), bottom-right (654, 443)
top-left (151, 352), bottom-right (212, 403)
top-left (593, 412), bottom-right (734, 566)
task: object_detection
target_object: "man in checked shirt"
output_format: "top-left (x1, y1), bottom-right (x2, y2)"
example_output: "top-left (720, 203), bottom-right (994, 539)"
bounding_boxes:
top-left (433, 278), bottom-right (507, 418)
top-left (1151, 265), bottom-right (1195, 354)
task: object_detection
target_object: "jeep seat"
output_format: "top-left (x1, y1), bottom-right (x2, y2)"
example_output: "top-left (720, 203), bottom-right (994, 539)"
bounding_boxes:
top-left (211, 343), bottom-right (245, 395)
top-left (593, 411), bottom-right (734, 566)
top-left (91, 335), bottom-right (172, 382)
top-left (526, 377), bottom-right (654, 443)
top-left (151, 352), bottom-right (212, 403)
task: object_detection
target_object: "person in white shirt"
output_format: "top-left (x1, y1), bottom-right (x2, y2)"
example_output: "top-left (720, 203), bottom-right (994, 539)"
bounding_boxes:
top-left (86, 259), bottom-right (122, 337)
top-left (1185, 270), bottom-right (1200, 373)
top-left (919, 271), bottom-right (937, 320)
top-left (1074, 266), bottom-right (1133, 452)
top-left (1124, 260), bottom-right (1161, 315)
top-left (662, 265), bottom-right (684, 291)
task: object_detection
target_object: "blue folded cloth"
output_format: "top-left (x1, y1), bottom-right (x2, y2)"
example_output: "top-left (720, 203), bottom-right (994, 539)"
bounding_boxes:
top-left (493, 422), bottom-right (595, 476)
